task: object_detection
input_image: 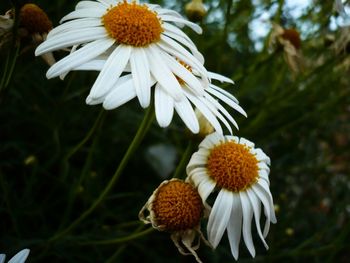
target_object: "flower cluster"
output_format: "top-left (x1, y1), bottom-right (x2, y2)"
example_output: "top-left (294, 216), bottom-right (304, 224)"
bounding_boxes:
top-left (31, 0), bottom-right (276, 261)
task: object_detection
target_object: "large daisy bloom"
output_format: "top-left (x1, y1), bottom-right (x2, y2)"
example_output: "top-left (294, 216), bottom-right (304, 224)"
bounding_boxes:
top-left (0, 249), bottom-right (30, 263)
top-left (186, 133), bottom-right (277, 260)
top-left (139, 179), bottom-right (210, 263)
top-left (93, 69), bottom-right (246, 134)
top-left (35, 0), bottom-right (209, 108)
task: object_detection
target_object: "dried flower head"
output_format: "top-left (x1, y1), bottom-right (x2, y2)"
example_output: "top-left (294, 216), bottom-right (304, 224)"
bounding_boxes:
top-left (139, 179), bottom-right (210, 263)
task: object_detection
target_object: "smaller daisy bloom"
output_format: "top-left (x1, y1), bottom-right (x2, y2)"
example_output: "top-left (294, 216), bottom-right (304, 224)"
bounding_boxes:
top-left (19, 3), bottom-right (55, 65)
top-left (186, 133), bottom-right (277, 260)
top-left (96, 67), bottom-right (246, 134)
top-left (35, 0), bottom-right (209, 108)
top-left (0, 249), bottom-right (30, 263)
top-left (269, 23), bottom-right (304, 74)
top-left (139, 179), bottom-right (210, 263)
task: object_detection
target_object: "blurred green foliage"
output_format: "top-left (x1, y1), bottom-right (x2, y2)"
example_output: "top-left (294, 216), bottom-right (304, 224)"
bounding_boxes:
top-left (0, 0), bottom-right (349, 262)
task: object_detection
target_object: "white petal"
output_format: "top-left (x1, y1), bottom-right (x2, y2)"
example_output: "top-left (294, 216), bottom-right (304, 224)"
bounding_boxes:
top-left (157, 36), bottom-right (208, 81)
top-left (197, 179), bottom-right (216, 203)
top-left (47, 18), bottom-right (102, 38)
top-left (102, 78), bottom-right (136, 109)
top-left (227, 193), bottom-right (243, 260)
top-left (246, 188), bottom-right (269, 249)
top-left (46, 38), bottom-right (114, 78)
top-left (89, 45), bottom-right (131, 99)
top-left (204, 93), bottom-right (239, 130)
top-left (174, 98), bottom-right (199, 133)
top-left (253, 148), bottom-right (271, 165)
top-left (207, 189), bottom-right (233, 248)
top-left (35, 28), bottom-right (107, 56)
top-left (225, 135), bottom-right (239, 143)
top-left (154, 84), bottom-right (174, 127)
top-left (162, 53), bottom-right (205, 96)
top-left (251, 184), bottom-right (273, 237)
top-left (60, 8), bottom-right (106, 23)
top-left (210, 84), bottom-right (239, 104)
top-left (160, 15), bottom-right (203, 34)
top-left (162, 22), bottom-right (197, 48)
top-left (184, 91), bottom-right (223, 134)
top-left (240, 192), bottom-right (256, 257)
top-left (198, 132), bottom-right (223, 149)
top-left (207, 86), bottom-right (247, 117)
top-left (76, 1), bottom-right (109, 9)
top-left (8, 249), bottom-right (30, 263)
top-left (0, 255), bottom-right (5, 263)
top-left (239, 137), bottom-right (255, 148)
top-left (257, 180), bottom-right (277, 223)
top-left (146, 45), bottom-right (184, 101)
top-left (208, 71), bottom-right (234, 84)
top-left (74, 59), bottom-right (106, 71)
top-left (162, 30), bottom-right (205, 64)
top-left (130, 48), bottom-right (151, 108)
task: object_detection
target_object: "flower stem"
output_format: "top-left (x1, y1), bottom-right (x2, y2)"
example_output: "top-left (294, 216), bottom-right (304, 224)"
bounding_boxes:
top-left (49, 105), bottom-right (154, 242)
top-left (64, 109), bottom-right (106, 161)
top-left (173, 140), bottom-right (195, 179)
top-left (79, 227), bottom-right (154, 246)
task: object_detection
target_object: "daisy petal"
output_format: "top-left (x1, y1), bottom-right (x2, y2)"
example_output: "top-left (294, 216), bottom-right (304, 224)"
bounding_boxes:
top-left (130, 48), bottom-right (151, 108)
top-left (60, 8), bottom-right (106, 23)
top-left (146, 45), bottom-right (184, 101)
top-left (208, 71), bottom-right (234, 84)
top-left (154, 84), bottom-right (175, 127)
top-left (46, 38), bottom-right (114, 78)
top-left (240, 192), bottom-right (256, 257)
top-left (8, 249), bottom-right (30, 263)
top-left (174, 98), bottom-right (199, 133)
top-left (207, 189), bottom-right (233, 248)
top-left (89, 44), bottom-right (131, 99)
top-left (160, 15), bottom-right (203, 34)
top-left (246, 188), bottom-right (269, 249)
top-left (102, 78), bottom-right (136, 109)
top-left (35, 27), bottom-right (107, 56)
top-left (47, 18), bottom-right (102, 38)
top-left (227, 193), bottom-right (243, 260)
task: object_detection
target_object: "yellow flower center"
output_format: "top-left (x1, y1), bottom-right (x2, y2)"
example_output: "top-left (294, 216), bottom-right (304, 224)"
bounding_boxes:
top-left (281, 28), bottom-right (301, 49)
top-left (20, 4), bottom-right (52, 34)
top-left (207, 141), bottom-right (259, 192)
top-left (152, 180), bottom-right (203, 232)
top-left (102, 1), bottom-right (163, 47)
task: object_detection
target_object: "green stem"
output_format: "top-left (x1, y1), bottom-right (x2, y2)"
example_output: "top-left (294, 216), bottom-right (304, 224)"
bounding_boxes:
top-left (64, 109), bottom-right (106, 161)
top-left (79, 227), bottom-right (154, 246)
top-left (173, 140), bottom-right (195, 179)
top-left (49, 105), bottom-right (154, 242)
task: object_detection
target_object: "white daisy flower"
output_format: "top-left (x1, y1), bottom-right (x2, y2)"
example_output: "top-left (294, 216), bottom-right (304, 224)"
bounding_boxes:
top-left (139, 179), bottom-right (210, 263)
top-left (186, 133), bottom-right (277, 260)
top-left (35, 0), bottom-right (209, 109)
top-left (90, 67), bottom-right (246, 134)
top-left (0, 249), bottom-right (30, 263)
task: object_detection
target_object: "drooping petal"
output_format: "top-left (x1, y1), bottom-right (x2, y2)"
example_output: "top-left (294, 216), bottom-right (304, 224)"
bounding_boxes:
top-left (160, 15), bottom-right (203, 34)
top-left (8, 249), bottom-right (30, 263)
top-left (240, 192), bottom-right (256, 257)
top-left (47, 18), bottom-right (102, 38)
top-left (154, 84), bottom-right (175, 127)
top-left (207, 189), bottom-right (233, 248)
top-left (246, 188), bottom-right (269, 249)
top-left (174, 98), bottom-right (199, 133)
top-left (227, 193), bottom-right (243, 260)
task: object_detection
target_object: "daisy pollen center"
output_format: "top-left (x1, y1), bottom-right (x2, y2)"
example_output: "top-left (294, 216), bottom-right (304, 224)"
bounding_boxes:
top-left (207, 141), bottom-right (259, 192)
top-left (152, 181), bottom-right (203, 232)
top-left (102, 1), bottom-right (163, 47)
